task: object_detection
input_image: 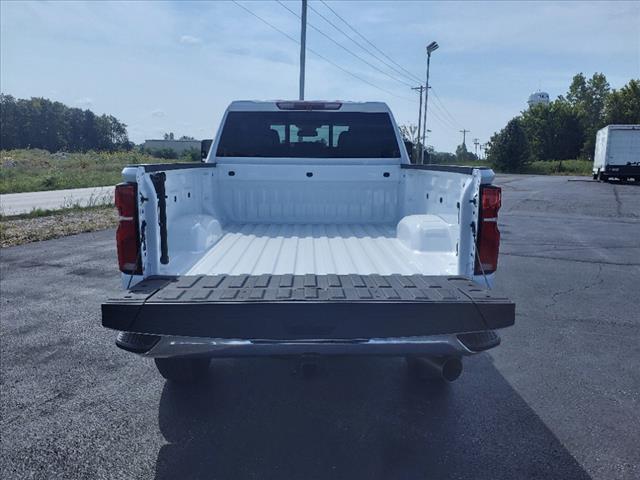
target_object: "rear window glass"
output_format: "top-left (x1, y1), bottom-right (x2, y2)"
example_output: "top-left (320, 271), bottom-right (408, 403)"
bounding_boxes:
top-left (216, 111), bottom-right (400, 158)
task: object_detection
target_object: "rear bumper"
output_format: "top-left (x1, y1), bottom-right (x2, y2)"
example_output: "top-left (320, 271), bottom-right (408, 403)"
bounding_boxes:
top-left (116, 331), bottom-right (501, 358)
top-left (604, 165), bottom-right (640, 177)
top-left (103, 274), bottom-right (515, 342)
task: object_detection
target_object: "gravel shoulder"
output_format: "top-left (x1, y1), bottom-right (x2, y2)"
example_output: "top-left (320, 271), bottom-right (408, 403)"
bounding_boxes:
top-left (0, 206), bottom-right (117, 247)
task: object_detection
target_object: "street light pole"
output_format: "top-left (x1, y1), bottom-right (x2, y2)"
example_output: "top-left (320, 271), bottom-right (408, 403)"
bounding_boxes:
top-left (421, 41), bottom-right (438, 164)
top-left (299, 0), bottom-right (307, 100)
top-left (421, 54), bottom-right (430, 164)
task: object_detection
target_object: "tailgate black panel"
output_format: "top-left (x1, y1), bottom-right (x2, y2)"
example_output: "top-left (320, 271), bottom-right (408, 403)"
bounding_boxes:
top-left (102, 275), bottom-right (515, 340)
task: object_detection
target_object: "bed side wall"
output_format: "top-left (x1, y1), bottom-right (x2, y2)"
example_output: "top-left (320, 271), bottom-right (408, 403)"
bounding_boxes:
top-left (400, 169), bottom-right (479, 277)
top-left (215, 163), bottom-right (402, 225)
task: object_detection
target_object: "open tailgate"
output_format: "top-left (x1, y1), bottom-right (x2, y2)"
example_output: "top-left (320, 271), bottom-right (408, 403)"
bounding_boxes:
top-left (102, 274), bottom-right (514, 340)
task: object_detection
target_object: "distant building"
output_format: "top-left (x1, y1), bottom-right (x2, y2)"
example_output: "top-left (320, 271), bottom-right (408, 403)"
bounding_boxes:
top-left (143, 139), bottom-right (200, 155)
top-left (527, 91), bottom-right (550, 108)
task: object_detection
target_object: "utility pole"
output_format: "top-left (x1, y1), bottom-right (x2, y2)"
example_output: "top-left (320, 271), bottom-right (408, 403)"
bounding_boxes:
top-left (299, 0), bottom-right (307, 100)
top-left (473, 138), bottom-right (479, 158)
top-left (422, 41), bottom-right (439, 164)
top-left (424, 129), bottom-right (431, 162)
top-left (411, 86), bottom-right (425, 160)
top-left (459, 129), bottom-right (470, 146)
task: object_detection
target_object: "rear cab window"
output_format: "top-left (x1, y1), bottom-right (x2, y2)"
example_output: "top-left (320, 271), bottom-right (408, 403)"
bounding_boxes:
top-left (216, 111), bottom-right (401, 158)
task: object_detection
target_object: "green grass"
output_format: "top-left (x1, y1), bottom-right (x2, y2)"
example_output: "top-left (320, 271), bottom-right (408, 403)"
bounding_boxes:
top-left (0, 149), bottom-right (190, 194)
top-left (433, 159), bottom-right (592, 176)
top-left (522, 159), bottom-right (592, 176)
top-left (1, 149), bottom-right (593, 196)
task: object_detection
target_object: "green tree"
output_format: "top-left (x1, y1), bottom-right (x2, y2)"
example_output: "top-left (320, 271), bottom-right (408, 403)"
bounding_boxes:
top-left (399, 123), bottom-right (423, 160)
top-left (521, 101), bottom-right (583, 160)
top-left (66, 107), bottom-right (87, 151)
top-left (604, 79), bottom-right (640, 125)
top-left (455, 143), bottom-right (477, 162)
top-left (0, 95), bottom-right (130, 152)
top-left (182, 147), bottom-right (201, 162)
top-left (149, 148), bottom-right (178, 159)
top-left (428, 148), bottom-right (456, 164)
top-left (562, 72), bottom-right (610, 158)
top-left (0, 94), bottom-right (19, 150)
top-left (486, 118), bottom-right (530, 172)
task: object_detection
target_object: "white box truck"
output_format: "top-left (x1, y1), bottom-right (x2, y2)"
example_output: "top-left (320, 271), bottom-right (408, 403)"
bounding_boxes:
top-left (593, 125), bottom-right (640, 182)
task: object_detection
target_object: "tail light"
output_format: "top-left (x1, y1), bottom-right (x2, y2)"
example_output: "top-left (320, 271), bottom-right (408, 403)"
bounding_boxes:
top-left (115, 183), bottom-right (141, 275)
top-left (474, 185), bottom-right (501, 275)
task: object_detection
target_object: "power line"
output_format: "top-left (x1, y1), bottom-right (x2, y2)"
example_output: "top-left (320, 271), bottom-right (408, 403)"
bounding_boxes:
top-left (232, 1), bottom-right (460, 134)
top-left (319, 0), bottom-right (423, 84)
top-left (315, 0), bottom-right (468, 134)
top-left (232, 2), bottom-right (301, 52)
top-left (315, 5), bottom-right (465, 132)
top-left (425, 102), bottom-right (460, 132)
top-left (276, 1), bottom-right (414, 89)
top-left (300, 1), bottom-right (469, 140)
top-left (307, 2), bottom-right (421, 87)
top-left (280, 2), bottom-right (461, 131)
top-left (428, 96), bottom-right (461, 130)
top-left (409, 87), bottom-right (458, 133)
top-left (231, 1), bottom-right (414, 102)
top-left (314, 2), bottom-right (465, 136)
top-left (431, 89), bottom-right (465, 129)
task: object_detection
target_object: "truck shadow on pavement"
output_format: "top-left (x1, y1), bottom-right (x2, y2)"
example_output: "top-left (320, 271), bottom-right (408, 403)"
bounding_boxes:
top-left (155, 354), bottom-right (590, 480)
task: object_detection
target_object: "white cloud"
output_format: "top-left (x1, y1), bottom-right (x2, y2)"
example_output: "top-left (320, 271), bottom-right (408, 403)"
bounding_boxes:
top-left (151, 109), bottom-right (165, 118)
top-left (179, 35), bottom-right (201, 45)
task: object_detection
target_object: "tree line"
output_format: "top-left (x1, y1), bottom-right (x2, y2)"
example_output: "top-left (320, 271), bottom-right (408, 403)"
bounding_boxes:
top-left (487, 74), bottom-right (640, 172)
top-left (399, 124), bottom-right (479, 164)
top-left (0, 94), bottom-right (131, 152)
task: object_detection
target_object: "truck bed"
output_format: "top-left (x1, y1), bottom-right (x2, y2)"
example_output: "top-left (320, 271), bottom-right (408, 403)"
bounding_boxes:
top-left (183, 223), bottom-right (458, 276)
top-left (102, 274), bottom-right (514, 340)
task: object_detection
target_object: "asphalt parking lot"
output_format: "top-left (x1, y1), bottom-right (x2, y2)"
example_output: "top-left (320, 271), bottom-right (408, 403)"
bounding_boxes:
top-left (1, 174), bottom-right (639, 480)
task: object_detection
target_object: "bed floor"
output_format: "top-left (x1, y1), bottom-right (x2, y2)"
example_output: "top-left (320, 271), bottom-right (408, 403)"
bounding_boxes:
top-left (184, 223), bottom-right (458, 276)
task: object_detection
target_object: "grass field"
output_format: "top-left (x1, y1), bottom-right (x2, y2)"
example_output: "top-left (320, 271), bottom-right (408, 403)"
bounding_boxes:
top-left (0, 149), bottom-right (594, 195)
top-left (523, 159), bottom-right (592, 175)
top-left (424, 159), bottom-right (592, 175)
top-left (0, 149), bottom-right (190, 194)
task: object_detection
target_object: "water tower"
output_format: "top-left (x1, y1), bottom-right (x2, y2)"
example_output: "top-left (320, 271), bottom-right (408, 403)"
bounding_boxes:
top-left (527, 91), bottom-right (550, 108)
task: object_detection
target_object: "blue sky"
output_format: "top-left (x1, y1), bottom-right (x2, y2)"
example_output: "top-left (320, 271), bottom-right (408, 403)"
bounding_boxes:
top-left (1, 1), bottom-right (638, 152)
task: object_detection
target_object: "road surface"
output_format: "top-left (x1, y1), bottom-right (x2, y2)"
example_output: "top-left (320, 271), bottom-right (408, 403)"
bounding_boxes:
top-left (0, 185), bottom-right (114, 216)
top-left (1, 175), bottom-right (639, 479)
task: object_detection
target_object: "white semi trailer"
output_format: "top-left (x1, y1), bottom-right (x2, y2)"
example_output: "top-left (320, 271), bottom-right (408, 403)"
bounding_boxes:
top-left (593, 125), bottom-right (640, 182)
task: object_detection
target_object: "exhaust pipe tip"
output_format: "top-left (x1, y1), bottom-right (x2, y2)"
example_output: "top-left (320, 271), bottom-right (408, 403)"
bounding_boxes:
top-left (441, 357), bottom-right (463, 382)
top-left (406, 356), bottom-right (463, 382)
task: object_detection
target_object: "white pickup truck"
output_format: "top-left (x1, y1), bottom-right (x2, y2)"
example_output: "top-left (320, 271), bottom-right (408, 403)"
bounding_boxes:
top-left (102, 100), bottom-right (514, 384)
